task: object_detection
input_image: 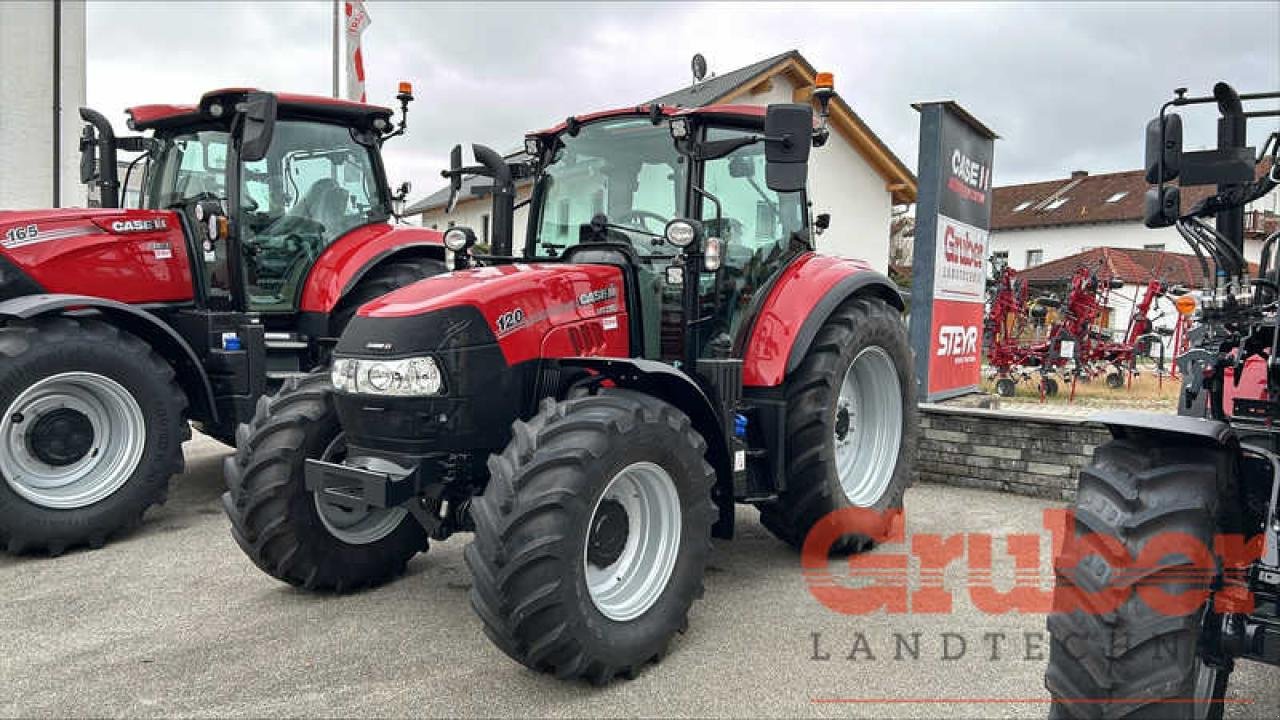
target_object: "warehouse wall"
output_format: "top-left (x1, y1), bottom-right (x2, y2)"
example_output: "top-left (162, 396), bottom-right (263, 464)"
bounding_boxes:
top-left (0, 1), bottom-right (87, 209)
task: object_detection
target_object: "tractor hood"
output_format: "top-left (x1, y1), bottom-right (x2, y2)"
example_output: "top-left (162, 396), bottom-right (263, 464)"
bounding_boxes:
top-left (335, 263), bottom-right (628, 366)
top-left (0, 208), bottom-right (194, 305)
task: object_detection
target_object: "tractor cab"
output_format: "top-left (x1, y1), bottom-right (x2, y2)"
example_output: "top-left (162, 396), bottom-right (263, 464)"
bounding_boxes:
top-left (82, 87), bottom-right (414, 315)
top-left (442, 95), bottom-right (824, 370)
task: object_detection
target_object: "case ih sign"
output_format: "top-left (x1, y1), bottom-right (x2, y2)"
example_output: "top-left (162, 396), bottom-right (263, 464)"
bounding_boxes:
top-left (909, 101), bottom-right (998, 401)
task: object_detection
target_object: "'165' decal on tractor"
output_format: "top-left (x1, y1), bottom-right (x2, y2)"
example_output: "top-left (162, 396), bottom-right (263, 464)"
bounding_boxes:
top-left (223, 74), bottom-right (918, 683)
top-left (0, 85), bottom-right (447, 555)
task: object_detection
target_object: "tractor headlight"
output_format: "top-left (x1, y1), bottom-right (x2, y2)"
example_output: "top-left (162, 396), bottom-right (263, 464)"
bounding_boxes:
top-left (331, 356), bottom-right (444, 396)
top-left (664, 218), bottom-right (700, 248)
top-left (443, 226), bottom-right (476, 252)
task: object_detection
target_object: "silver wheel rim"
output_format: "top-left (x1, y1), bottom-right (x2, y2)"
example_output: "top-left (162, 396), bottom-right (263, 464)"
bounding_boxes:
top-left (312, 435), bottom-right (407, 545)
top-left (584, 461), bottom-right (682, 622)
top-left (833, 346), bottom-right (903, 506)
top-left (0, 372), bottom-right (146, 509)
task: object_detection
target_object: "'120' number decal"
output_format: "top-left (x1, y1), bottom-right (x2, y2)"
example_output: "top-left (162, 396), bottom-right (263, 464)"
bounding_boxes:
top-left (496, 308), bottom-right (525, 334)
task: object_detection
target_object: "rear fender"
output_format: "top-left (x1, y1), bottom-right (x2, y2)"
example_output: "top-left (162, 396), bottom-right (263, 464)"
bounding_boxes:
top-left (299, 224), bottom-right (445, 314)
top-left (557, 357), bottom-right (735, 538)
top-left (0, 294), bottom-right (216, 424)
top-left (1091, 411), bottom-right (1235, 448)
top-left (741, 252), bottom-right (904, 387)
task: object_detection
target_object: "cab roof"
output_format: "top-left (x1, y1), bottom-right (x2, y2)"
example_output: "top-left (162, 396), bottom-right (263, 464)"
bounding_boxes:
top-left (528, 103), bottom-right (769, 139)
top-left (126, 88), bottom-right (393, 131)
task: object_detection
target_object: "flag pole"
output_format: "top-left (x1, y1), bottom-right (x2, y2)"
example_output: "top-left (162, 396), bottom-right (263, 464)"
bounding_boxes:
top-left (331, 0), bottom-right (340, 98)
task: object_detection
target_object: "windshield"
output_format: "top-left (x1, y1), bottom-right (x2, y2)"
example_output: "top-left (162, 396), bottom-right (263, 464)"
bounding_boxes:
top-left (529, 117), bottom-right (687, 258)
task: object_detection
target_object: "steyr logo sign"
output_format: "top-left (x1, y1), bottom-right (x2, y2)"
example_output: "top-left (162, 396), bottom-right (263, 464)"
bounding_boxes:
top-left (936, 325), bottom-right (978, 358)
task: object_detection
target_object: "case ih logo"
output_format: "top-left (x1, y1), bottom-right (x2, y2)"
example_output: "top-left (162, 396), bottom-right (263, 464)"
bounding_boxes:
top-left (936, 325), bottom-right (978, 358)
top-left (577, 285), bottom-right (617, 306)
top-left (947, 149), bottom-right (990, 205)
top-left (110, 218), bottom-right (168, 233)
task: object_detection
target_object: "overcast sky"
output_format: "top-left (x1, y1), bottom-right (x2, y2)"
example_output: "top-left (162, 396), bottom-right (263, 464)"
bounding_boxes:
top-left (87, 1), bottom-right (1279, 203)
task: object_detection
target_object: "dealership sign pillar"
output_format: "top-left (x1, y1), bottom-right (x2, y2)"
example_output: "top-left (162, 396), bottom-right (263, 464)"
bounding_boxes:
top-left (909, 101), bottom-right (998, 401)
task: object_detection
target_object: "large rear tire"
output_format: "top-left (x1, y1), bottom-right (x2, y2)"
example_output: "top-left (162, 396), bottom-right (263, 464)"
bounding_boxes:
top-left (222, 372), bottom-right (427, 592)
top-left (466, 390), bottom-right (716, 684)
top-left (330, 257), bottom-right (446, 334)
top-left (0, 317), bottom-right (187, 555)
top-left (1045, 439), bottom-right (1233, 719)
top-left (759, 297), bottom-right (916, 554)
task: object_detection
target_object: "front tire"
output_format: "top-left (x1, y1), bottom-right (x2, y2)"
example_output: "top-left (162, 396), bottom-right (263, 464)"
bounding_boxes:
top-left (0, 317), bottom-right (187, 555)
top-left (466, 390), bottom-right (716, 684)
top-left (759, 297), bottom-right (916, 553)
top-left (222, 372), bottom-right (427, 592)
top-left (1045, 439), bottom-right (1233, 719)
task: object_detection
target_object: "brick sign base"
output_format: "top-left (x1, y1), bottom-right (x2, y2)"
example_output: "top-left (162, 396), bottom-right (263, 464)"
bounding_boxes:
top-left (915, 404), bottom-right (1110, 501)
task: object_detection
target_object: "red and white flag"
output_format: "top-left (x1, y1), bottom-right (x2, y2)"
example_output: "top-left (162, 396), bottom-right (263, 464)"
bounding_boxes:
top-left (344, 1), bottom-right (371, 103)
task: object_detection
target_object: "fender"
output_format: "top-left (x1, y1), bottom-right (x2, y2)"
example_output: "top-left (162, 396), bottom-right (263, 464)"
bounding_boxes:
top-left (299, 223), bottom-right (445, 314)
top-left (1090, 410), bottom-right (1235, 447)
top-left (0, 294), bottom-right (217, 424)
top-left (741, 252), bottom-right (905, 387)
top-left (557, 357), bottom-right (735, 538)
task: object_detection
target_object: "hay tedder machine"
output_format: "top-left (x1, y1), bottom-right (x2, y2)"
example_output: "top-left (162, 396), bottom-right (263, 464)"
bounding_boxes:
top-left (223, 75), bottom-right (917, 682)
top-left (986, 260), bottom-right (1176, 398)
top-left (0, 86), bottom-right (445, 554)
top-left (1046, 82), bottom-right (1280, 716)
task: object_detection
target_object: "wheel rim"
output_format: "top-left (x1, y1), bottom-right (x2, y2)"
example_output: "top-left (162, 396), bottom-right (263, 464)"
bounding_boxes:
top-left (0, 372), bottom-right (146, 509)
top-left (312, 435), bottom-right (407, 545)
top-left (584, 461), bottom-right (682, 622)
top-left (833, 346), bottom-right (903, 507)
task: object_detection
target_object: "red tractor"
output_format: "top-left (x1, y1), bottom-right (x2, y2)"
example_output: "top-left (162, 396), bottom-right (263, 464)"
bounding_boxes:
top-left (0, 88), bottom-right (446, 555)
top-left (224, 77), bottom-right (917, 682)
top-left (1046, 82), bottom-right (1280, 716)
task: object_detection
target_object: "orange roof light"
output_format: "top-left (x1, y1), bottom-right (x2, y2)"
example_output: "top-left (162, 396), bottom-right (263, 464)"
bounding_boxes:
top-left (398, 81), bottom-right (413, 95)
top-left (815, 72), bottom-right (835, 90)
top-left (1174, 294), bottom-right (1198, 316)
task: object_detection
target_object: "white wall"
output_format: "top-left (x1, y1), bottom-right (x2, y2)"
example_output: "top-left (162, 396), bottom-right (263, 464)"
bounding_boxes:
top-left (0, 1), bottom-right (86, 209)
top-left (743, 76), bottom-right (893, 271)
top-left (992, 221), bottom-right (1265, 274)
top-left (420, 184), bottom-right (532, 250)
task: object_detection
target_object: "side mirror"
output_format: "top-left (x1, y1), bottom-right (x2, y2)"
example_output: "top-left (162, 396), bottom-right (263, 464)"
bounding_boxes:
top-left (1144, 185), bottom-right (1181, 228)
top-left (764, 103), bottom-right (812, 193)
top-left (1144, 114), bottom-right (1182, 183)
top-left (445, 144), bottom-right (463, 213)
top-left (237, 92), bottom-right (278, 163)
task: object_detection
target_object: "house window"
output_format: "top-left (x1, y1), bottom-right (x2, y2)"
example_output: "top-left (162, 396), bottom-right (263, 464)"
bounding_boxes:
top-left (1144, 243), bottom-right (1165, 251)
top-left (1012, 201), bottom-right (1032, 213)
top-left (991, 250), bottom-right (1009, 269)
top-left (1044, 197), bottom-right (1069, 210)
top-left (1026, 249), bottom-right (1044, 267)
top-left (1106, 191), bottom-right (1129, 203)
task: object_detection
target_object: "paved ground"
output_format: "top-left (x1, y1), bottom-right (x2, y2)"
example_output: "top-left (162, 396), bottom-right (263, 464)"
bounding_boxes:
top-left (1, 433), bottom-right (1276, 718)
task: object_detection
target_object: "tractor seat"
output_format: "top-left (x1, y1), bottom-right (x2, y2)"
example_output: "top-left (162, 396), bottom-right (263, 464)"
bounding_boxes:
top-left (292, 178), bottom-right (351, 234)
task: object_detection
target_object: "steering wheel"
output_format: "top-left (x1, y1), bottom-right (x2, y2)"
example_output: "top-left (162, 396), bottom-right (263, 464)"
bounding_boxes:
top-left (614, 209), bottom-right (669, 234)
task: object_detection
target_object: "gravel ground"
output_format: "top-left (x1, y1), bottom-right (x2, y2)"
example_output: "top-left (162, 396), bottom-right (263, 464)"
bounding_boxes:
top-left (0, 433), bottom-right (1276, 718)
